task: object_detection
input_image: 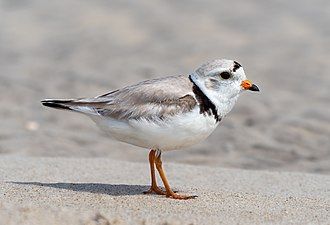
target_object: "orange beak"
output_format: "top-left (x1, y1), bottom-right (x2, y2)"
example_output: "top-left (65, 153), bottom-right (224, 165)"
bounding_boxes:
top-left (241, 80), bottom-right (259, 91)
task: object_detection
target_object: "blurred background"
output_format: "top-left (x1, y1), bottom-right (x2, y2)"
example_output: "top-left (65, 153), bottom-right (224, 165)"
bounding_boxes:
top-left (0, 0), bottom-right (329, 174)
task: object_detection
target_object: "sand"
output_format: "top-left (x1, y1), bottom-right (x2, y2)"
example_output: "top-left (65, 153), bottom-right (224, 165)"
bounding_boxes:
top-left (0, 156), bottom-right (329, 224)
top-left (1, 0), bottom-right (330, 224)
top-left (0, 0), bottom-right (330, 174)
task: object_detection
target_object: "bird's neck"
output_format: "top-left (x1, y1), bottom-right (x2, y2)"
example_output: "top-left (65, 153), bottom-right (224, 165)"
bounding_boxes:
top-left (189, 75), bottom-right (221, 122)
top-left (189, 74), bottom-right (240, 121)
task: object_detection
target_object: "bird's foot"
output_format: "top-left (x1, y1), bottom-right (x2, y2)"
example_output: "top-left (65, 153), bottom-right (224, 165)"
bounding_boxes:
top-left (166, 192), bottom-right (198, 200)
top-left (143, 186), bottom-right (167, 195)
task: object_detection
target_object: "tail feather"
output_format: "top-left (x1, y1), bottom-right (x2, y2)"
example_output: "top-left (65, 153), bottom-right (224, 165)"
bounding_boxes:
top-left (41, 99), bottom-right (75, 111)
top-left (41, 99), bottom-right (102, 115)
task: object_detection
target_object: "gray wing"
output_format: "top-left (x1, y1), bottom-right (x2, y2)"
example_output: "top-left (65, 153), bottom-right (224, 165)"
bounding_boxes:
top-left (44, 75), bottom-right (197, 121)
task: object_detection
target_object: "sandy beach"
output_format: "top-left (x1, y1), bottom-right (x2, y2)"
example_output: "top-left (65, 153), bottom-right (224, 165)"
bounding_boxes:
top-left (0, 0), bottom-right (329, 173)
top-left (1, 156), bottom-right (329, 225)
top-left (1, 0), bottom-right (330, 224)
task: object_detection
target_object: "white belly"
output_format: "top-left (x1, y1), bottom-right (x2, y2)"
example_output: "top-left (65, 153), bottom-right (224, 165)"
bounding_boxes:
top-left (91, 108), bottom-right (219, 151)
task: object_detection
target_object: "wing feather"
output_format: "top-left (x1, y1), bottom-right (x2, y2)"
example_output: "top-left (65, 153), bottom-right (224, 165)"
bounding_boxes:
top-left (60, 75), bottom-right (197, 120)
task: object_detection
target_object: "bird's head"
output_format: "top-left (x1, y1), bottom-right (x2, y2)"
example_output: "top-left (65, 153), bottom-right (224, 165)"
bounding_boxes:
top-left (189, 59), bottom-right (259, 115)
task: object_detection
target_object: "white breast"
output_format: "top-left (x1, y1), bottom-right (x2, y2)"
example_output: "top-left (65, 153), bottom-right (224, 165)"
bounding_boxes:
top-left (91, 108), bottom-right (219, 151)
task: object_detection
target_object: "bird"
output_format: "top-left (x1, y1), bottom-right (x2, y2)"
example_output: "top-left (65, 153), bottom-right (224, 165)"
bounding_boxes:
top-left (41, 59), bottom-right (259, 200)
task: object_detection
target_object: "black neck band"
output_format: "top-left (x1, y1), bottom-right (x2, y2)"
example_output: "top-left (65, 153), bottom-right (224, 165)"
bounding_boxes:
top-left (189, 75), bottom-right (221, 122)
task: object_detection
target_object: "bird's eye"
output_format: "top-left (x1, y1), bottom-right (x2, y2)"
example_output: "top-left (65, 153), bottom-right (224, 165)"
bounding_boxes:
top-left (220, 72), bottom-right (231, 80)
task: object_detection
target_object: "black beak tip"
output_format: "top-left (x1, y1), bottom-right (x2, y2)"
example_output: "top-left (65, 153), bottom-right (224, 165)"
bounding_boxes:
top-left (249, 84), bottom-right (260, 92)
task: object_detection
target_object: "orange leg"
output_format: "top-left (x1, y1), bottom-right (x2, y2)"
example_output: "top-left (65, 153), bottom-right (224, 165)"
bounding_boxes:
top-left (143, 149), bottom-right (166, 195)
top-left (154, 152), bottom-right (197, 200)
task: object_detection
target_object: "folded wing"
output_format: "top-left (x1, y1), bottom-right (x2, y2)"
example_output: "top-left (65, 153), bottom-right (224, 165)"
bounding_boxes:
top-left (42, 75), bottom-right (197, 121)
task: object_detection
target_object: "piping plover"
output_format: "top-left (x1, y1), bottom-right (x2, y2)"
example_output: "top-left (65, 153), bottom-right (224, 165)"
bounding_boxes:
top-left (42, 59), bottom-right (259, 200)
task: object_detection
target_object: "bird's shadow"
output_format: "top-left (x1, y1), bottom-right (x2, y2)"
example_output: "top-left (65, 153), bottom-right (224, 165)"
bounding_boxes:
top-left (10, 182), bottom-right (150, 196)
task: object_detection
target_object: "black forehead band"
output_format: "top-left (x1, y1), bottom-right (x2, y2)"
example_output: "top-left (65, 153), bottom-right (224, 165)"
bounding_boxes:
top-left (233, 61), bottom-right (242, 72)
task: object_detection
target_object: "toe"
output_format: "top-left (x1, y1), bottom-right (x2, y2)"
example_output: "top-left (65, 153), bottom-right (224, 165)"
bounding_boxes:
top-left (168, 193), bottom-right (198, 200)
top-left (143, 186), bottom-right (166, 195)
